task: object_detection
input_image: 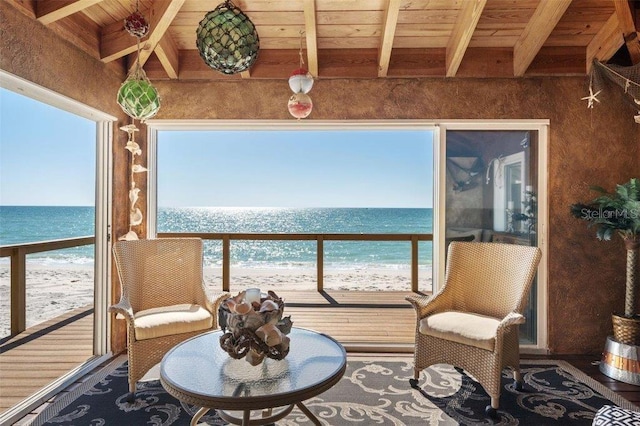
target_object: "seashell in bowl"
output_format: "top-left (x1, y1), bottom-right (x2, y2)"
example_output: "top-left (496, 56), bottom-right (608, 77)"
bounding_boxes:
top-left (242, 310), bottom-right (266, 330)
top-left (225, 298), bottom-right (238, 313)
top-left (245, 348), bottom-right (265, 366)
top-left (259, 299), bottom-right (279, 312)
top-left (256, 323), bottom-right (284, 347)
top-left (234, 302), bottom-right (252, 315)
top-left (279, 335), bottom-right (290, 352)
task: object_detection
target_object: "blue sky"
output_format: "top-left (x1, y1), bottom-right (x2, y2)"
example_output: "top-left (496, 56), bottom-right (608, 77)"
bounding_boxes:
top-left (1, 88), bottom-right (434, 207)
top-left (0, 89), bottom-right (96, 206)
top-left (158, 130), bottom-right (433, 207)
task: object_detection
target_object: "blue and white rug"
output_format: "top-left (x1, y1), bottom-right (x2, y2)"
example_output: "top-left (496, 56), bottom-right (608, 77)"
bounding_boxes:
top-left (32, 356), bottom-right (639, 425)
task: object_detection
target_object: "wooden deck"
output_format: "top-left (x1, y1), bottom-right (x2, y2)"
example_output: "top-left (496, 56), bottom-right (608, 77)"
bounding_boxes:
top-left (0, 290), bottom-right (417, 417)
top-left (0, 307), bottom-right (94, 414)
top-left (2, 290), bottom-right (640, 421)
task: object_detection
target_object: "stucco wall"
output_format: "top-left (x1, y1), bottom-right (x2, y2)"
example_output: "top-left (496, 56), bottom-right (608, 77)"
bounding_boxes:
top-left (2, 1), bottom-right (639, 354)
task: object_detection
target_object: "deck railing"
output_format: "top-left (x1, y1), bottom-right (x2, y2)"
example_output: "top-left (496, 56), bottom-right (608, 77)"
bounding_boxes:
top-left (0, 233), bottom-right (432, 336)
top-left (157, 232), bottom-right (433, 293)
top-left (0, 236), bottom-right (95, 336)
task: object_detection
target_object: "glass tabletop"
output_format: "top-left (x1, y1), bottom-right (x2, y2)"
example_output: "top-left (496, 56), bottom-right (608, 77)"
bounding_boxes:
top-left (160, 327), bottom-right (346, 405)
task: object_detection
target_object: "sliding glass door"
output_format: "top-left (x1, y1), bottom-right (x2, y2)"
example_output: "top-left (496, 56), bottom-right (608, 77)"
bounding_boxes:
top-left (438, 123), bottom-right (547, 347)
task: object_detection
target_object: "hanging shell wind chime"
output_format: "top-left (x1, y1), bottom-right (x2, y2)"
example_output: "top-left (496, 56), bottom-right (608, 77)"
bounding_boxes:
top-left (119, 124), bottom-right (147, 241)
top-left (117, 3), bottom-right (157, 241)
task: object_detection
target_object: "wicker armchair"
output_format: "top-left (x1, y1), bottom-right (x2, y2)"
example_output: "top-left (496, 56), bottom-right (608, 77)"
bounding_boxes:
top-left (406, 241), bottom-right (541, 417)
top-left (110, 238), bottom-right (228, 400)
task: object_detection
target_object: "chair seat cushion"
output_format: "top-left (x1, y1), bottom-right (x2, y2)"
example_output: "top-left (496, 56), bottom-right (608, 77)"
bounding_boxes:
top-left (134, 304), bottom-right (213, 341)
top-left (419, 311), bottom-right (500, 351)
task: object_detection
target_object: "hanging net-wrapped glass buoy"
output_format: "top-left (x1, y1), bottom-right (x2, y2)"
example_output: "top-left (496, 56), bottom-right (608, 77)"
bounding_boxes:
top-left (117, 67), bottom-right (161, 121)
top-left (124, 10), bottom-right (149, 38)
top-left (196, 0), bottom-right (260, 75)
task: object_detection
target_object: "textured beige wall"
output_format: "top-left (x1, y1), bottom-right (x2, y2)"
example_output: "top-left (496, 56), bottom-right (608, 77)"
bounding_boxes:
top-left (2, 1), bottom-right (639, 354)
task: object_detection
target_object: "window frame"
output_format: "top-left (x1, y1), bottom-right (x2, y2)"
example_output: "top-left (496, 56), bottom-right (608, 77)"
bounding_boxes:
top-left (146, 119), bottom-right (548, 353)
top-left (0, 70), bottom-right (115, 424)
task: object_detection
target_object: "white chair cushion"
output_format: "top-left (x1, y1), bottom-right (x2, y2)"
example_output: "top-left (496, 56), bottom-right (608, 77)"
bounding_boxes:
top-left (419, 311), bottom-right (500, 351)
top-left (134, 304), bottom-right (213, 341)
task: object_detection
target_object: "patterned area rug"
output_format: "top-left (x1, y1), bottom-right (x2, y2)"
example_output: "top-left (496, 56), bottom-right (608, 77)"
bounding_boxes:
top-left (32, 356), bottom-right (639, 426)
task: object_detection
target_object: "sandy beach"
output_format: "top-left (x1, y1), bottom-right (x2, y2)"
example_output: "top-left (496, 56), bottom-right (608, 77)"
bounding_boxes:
top-left (0, 264), bottom-right (432, 338)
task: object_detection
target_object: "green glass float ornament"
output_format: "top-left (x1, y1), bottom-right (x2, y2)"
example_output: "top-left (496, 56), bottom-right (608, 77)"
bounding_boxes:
top-left (196, 0), bottom-right (260, 75)
top-left (116, 66), bottom-right (160, 122)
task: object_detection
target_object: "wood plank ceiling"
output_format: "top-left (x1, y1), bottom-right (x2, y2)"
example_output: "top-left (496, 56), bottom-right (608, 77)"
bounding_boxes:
top-left (8, 0), bottom-right (640, 81)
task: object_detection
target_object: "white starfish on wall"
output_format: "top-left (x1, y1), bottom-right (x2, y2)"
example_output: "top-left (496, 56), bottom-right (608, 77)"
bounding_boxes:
top-left (581, 86), bottom-right (601, 109)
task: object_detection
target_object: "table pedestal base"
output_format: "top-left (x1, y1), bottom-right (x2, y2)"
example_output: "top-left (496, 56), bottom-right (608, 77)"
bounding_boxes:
top-left (191, 402), bottom-right (321, 426)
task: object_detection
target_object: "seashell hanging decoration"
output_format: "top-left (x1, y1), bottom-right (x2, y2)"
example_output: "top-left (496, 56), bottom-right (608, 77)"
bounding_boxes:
top-left (118, 124), bottom-right (147, 241)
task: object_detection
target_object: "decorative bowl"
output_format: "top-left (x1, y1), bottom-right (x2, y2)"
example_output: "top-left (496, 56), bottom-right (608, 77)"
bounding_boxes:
top-left (218, 290), bottom-right (292, 365)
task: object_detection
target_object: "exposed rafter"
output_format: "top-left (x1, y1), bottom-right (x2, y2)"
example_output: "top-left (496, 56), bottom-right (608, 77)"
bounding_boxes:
top-left (586, 13), bottom-right (624, 74)
top-left (513, 0), bottom-right (572, 77)
top-left (303, 0), bottom-right (318, 77)
top-left (155, 34), bottom-right (179, 79)
top-left (101, 0), bottom-right (185, 65)
top-left (446, 0), bottom-right (487, 78)
top-left (36, 0), bottom-right (103, 25)
top-left (377, 0), bottom-right (401, 77)
top-left (127, 0), bottom-right (185, 75)
top-left (613, 0), bottom-right (640, 64)
top-left (5, 0), bottom-right (613, 81)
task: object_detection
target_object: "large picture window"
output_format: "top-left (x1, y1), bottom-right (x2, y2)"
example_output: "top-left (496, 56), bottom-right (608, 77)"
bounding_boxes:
top-left (147, 120), bottom-right (548, 351)
top-left (152, 127), bottom-right (435, 294)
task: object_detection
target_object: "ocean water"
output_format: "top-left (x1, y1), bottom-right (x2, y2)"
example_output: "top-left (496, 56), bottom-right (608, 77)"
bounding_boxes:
top-left (0, 206), bottom-right (433, 269)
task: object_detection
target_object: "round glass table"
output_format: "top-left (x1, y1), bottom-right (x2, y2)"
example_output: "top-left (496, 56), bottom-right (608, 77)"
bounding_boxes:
top-left (160, 327), bottom-right (347, 426)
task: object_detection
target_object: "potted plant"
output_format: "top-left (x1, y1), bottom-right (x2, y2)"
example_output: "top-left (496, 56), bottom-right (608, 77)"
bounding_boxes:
top-left (571, 177), bottom-right (640, 344)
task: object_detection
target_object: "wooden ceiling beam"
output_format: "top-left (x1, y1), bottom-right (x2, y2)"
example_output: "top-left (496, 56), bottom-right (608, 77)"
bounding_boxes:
top-left (303, 0), bottom-right (319, 77)
top-left (446, 0), bottom-right (487, 77)
top-left (377, 0), bottom-right (401, 77)
top-left (127, 0), bottom-right (186, 75)
top-left (586, 13), bottom-right (624, 74)
top-left (101, 0), bottom-right (184, 64)
top-left (148, 46), bottom-right (591, 80)
top-left (154, 34), bottom-right (180, 79)
top-left (613, 0), bottom-right (640, 64)
top-left (513, 0), bottom-right (572, 77)
top-left (36, 0), bottom-right (103, 25)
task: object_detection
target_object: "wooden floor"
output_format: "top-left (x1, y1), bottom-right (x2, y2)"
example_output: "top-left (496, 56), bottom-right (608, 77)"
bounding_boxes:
top-left (2, 290), bottom-right (640, 422)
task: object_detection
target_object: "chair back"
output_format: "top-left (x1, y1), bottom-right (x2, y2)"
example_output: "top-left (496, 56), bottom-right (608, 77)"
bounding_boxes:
top-left (445, 242), bottom-right (541, 318)
top-left (113, 238), bottom-right (205, 312)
